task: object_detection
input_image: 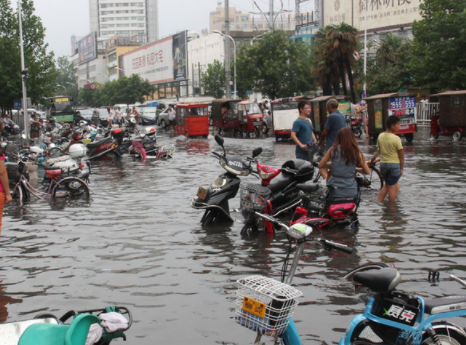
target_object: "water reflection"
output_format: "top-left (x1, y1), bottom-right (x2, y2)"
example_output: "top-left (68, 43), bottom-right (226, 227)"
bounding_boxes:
top-left (0, 128), bottom-right (465, 343)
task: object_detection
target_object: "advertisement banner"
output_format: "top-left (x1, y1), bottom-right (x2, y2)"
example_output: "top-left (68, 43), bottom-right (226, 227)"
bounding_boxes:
top-left (120, 37), bottom-right (174, 84)
top-left (78, 32), bottom-right (97, 65)
top-left (374, 99), bottom-right (383, 129)
top-left (324, 0), bottom-right (422, 31)
top-left (172, 31), bottom-right (188, 80)
top-left (389, 96), bottom-right (416, 126)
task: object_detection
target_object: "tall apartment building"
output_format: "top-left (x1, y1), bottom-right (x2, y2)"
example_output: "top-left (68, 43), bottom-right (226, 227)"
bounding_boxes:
top-left (89, 0), bottom-right (159, 43)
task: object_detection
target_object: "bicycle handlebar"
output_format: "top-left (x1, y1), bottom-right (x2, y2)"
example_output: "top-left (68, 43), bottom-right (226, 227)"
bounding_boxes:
top-left (319, 239), bottom-right (353, 254)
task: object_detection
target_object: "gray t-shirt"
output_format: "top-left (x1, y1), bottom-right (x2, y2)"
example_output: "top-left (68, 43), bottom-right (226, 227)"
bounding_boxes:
top-left (324, 110), bottom-right (346, 151)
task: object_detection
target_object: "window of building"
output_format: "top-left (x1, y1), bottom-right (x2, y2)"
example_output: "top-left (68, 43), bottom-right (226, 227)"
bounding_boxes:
top-left (116, 23), bottom-right (130, 27)
top-left (241, 16), bottom-right (248, 21)
top-left (100, 3), bottom-right (114, 8)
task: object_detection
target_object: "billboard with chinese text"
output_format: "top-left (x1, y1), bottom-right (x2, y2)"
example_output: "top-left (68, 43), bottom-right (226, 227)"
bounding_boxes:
top-left (323, 0), bottom-right (422, 31)
top-left (119, 31), bottom-right (188, 85)
top-left (78, 32), bottom-right (97, 65)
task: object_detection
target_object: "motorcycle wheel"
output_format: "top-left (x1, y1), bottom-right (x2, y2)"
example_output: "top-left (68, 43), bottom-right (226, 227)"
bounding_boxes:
top-left (452, 130), bottom-right (463, 142)
top-left (421, 324), bottom-right (466, 345)
top-left (48, 147), bottom-right (64, 158)
top-left (52, 177), bottom-right (90, 200)
top-left (353, 127), bottom-right (362, 138)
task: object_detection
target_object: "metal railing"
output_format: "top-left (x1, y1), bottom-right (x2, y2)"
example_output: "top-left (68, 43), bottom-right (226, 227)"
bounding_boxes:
top-left (416, 102), bottom-right (439, 126)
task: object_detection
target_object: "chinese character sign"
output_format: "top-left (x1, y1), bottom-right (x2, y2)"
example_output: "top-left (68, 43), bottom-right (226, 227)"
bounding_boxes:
top-left (389, 96), bottom-right (416, 125)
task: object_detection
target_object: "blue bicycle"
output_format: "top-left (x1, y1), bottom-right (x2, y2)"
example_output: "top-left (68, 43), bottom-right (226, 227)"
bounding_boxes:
top-left (339, 266), bottom-right (466, 345)
top-left (233, 211), bottom-right (466, 345)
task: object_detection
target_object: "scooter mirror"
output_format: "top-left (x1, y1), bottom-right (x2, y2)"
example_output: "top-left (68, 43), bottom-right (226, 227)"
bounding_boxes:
top-left (214, 134), bottom-right (224, 147)
top-left (252, 147), bottom-right (262, 158)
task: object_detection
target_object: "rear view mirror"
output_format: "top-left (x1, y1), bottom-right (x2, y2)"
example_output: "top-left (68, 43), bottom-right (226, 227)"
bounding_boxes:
top-left (252, 147), bottom-right (262, 158)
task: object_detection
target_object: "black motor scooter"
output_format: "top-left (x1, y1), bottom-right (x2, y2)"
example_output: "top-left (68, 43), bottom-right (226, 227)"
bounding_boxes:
top-left (190, 135), bottom-right (262, 226)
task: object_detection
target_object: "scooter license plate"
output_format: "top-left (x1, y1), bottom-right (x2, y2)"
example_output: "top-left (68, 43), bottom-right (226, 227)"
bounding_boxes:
top-left (197, 186), bottom-right (208, 200)
top-left (242, 296), bottom-right (266, 318)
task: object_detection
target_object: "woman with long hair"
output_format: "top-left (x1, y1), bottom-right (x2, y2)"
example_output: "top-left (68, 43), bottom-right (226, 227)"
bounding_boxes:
top-left (318, 128), bottom-right (370, 198)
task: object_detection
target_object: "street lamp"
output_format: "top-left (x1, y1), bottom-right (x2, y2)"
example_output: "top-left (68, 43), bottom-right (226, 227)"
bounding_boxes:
top-left (250, 32), bottom-right (267, 45)
top-left (363, 0), bottom-right (368, 98)
top-left (214, 30), bottom-right (236, 99)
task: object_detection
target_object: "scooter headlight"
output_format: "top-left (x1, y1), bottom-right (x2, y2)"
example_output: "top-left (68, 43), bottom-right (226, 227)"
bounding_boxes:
top-left (287, 223), bottom-right (313, 240)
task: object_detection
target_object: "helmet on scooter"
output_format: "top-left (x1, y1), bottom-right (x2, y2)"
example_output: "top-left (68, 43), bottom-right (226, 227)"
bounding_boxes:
top-left (144, 127), bottom-right (156, 136)
top-left (72, 131), bottom-right (83, 141)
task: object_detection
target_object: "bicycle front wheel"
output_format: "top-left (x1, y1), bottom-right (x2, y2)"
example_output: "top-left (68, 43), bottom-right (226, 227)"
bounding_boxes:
top-left (11, 184), bottom-right (25, 206)
top-left (359, 167), bottom-right (383, 191)
top-left (52, 177), bottom-right (90, 201)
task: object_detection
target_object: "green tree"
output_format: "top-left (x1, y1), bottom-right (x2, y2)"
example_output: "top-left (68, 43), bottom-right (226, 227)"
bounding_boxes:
top-left (200, 60), bottom-right (225, 99)
top-left (410, 0), bottom-right (466, 90)
top-left (77, 75), bottom-right (155, 107)
top-left (366, 33), bottom-right (413, 94)
top-left (55, 56), bottom-right (78, 99)
top-left (0, 0), bottom-right (57, 111)
top-left (311, 23), bottom-right (359, 101)
top-left (237, 30), bottom-right (313, 100)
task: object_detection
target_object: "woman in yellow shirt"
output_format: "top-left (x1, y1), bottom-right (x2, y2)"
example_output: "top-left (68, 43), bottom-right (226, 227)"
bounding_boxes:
top-left (370, 116), bottom-right (404, 202)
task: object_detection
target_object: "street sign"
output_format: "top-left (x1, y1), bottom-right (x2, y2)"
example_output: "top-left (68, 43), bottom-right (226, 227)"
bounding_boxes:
top-left (246, 90), bottom-right (253, 95)
top-left (14, 100), bottom-right (21, 109)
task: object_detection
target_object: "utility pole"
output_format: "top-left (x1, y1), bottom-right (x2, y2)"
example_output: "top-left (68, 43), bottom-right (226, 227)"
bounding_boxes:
top-left (18, 0), bottom-right (29, 139)
top-left (269, 0), bottom-right (274, 29)
top-left (224, 0), bottom-right (231, 98)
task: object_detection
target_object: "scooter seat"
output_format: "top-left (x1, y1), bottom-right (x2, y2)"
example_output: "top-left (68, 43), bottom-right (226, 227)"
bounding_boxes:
top-left (353, 267), bottom-right (401, 292)
top-left (268, 173), bottom-right (295, 194)
top-left (86, 137), bottom-right (112, 149)
top-left (297, 183), bottom-right (320, 194)
top-left (424, 296), bottom-right (466, 314)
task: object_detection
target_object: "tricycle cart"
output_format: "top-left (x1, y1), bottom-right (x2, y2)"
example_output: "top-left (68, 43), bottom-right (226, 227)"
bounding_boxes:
top-left (210, 99), bottom-right (241, 137)
top-left (430, 90), bottom-right (466, 141)
top-left (364, 92), bottom-right (417, 142)
top-left (271, 96), bottom-right (315, 142)
top-left (210, 99), bottom-right (263, 138)
top-left (175, 102), bottom-right (210, 138)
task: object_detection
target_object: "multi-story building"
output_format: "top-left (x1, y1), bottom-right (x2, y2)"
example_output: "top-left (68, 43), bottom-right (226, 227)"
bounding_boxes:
top-left (89, 0), bottom-right (159, 43)
top-left (210, 5), bottom-right (296, 32)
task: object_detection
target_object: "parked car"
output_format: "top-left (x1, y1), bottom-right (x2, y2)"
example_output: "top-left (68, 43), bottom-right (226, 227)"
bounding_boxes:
top-left (137, 107), bottom-right (157, 125)
top-left (77, 109), bottom-right (94, 121)
top-left (157, 108), bottom-right (170, 129)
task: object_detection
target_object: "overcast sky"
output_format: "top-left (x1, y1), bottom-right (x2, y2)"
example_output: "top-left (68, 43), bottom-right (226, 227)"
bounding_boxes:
top-left (31, 0), bottom-right (314, 58)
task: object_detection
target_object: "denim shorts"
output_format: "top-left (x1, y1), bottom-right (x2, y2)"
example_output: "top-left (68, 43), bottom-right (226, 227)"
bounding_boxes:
top-left (380, 163), bottom-right (401, 186)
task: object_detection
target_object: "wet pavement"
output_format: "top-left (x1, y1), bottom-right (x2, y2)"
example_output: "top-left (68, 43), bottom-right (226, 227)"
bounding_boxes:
top-left (1, 126), bottom-right (466, 344)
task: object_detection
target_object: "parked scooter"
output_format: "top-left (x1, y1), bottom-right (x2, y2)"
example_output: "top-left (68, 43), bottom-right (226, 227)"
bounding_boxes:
top-left (240, 159), bottom-right (317, 235)
top-left (290, 185), bottom-right (360, 229)
top-left (87, 128), bottom-right (123, 160)
top-left (0, 305), bottom-right (131, 345)
top-left (190, 135), bottom-right (262, 225)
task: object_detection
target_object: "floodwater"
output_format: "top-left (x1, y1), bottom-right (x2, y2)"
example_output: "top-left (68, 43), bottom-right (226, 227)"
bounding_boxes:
top-left (1, 126), bottom-right (466, 344)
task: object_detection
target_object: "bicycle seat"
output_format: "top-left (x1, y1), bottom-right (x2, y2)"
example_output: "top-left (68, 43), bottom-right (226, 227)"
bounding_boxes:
top-left (424, 296), bottom-right (466, 314)
top-left (353, 267), bottom-right (401, 292)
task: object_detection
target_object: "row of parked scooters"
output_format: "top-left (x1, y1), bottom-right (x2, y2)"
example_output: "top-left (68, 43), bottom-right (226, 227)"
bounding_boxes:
top-left (190, 135), bottom-right (361, 234)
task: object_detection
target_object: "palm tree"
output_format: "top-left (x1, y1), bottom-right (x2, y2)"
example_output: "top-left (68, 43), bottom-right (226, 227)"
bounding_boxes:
top-left (312, 23), bottom-right (359, 101)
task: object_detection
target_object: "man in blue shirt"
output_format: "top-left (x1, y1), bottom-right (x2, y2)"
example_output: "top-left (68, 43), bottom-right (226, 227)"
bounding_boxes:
top-left (291, 100), bottom-right (317, 160)
top-left (318, 98), bottom-right (346, 151)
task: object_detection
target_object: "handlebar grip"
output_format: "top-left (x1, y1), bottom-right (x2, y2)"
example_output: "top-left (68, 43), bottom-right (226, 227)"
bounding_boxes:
top-left (320, 240), bottom-right (353, 254)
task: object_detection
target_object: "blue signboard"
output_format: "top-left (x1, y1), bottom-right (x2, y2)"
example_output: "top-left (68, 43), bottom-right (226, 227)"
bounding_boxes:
top-left (14, 100), bottom-right (21, 109)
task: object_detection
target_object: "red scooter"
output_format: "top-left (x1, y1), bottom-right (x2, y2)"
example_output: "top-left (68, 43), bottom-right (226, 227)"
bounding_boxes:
top-left (290, 186), bottom-right (360, 229)
top-left (87, 128), bottom-right (124, 160)
top-left (240, 159), bottom-right (319, 235)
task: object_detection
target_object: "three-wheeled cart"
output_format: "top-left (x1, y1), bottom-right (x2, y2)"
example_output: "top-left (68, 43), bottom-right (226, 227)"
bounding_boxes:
top-left (429, 90), bottom-right (466, 141)
top-left (310, 95), bottom-right (348, 138)
top-left (175, 102), bottom-right (210, 138)
top-left (364, 92), bottom-right (417, 142)
top-left (210, 99), bottom-right (263, 138)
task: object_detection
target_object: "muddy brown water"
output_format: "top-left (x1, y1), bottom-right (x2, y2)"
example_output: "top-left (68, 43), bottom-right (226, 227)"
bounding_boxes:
top-left (1, 127), bottom-right (465, 344)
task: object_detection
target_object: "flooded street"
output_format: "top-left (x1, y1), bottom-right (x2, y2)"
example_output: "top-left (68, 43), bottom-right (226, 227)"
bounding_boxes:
top-left (1, 126), bottom-right (466, 344)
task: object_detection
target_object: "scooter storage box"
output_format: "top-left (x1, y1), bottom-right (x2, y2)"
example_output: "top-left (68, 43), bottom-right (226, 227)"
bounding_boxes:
top-left (281, 159), bottom-right (314, 183)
